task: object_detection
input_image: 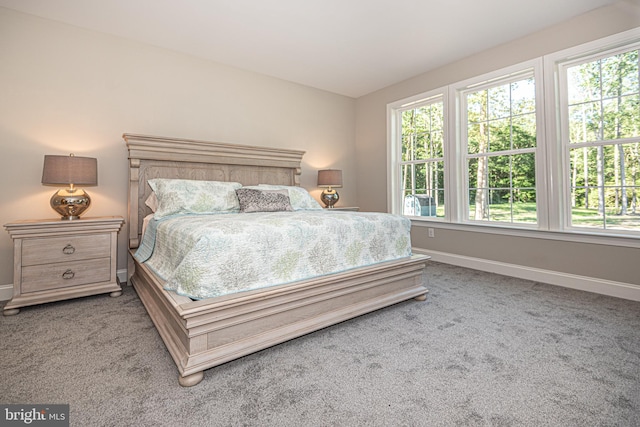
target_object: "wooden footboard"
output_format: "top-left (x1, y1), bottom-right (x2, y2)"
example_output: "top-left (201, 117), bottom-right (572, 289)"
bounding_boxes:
top-left (130, 252), bottom-right (429, 386)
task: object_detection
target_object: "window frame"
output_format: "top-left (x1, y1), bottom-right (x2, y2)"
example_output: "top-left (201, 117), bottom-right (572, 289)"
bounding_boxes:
top-left (454, 61), bottom-right (545, 228)
top-left (387, 88), bottom-right (448, 218)
top-left (387, 27), bottom-right (640, 242)
top-left (552, 39), bottom-right (640, 236)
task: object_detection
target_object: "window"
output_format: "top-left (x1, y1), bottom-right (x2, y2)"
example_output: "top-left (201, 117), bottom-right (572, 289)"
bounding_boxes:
top-left (388, 28), bottom-right (640, 238)
top-left (389, 93), bottom-right (446, 218)
top-left (559, 46), bottom-right (640, 232)
top-left (461, 72), bottom-right (538, 225)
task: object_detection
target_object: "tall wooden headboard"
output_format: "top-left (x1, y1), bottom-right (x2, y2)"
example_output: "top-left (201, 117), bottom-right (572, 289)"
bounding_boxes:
top-left (123, 133), bottom-right (305, 249)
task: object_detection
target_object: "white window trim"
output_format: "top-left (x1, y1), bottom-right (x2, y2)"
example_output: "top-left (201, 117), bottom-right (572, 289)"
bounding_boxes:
top-left (544, 26), bottom-right (640, 237)
top-left (452, 59), bottom-right (545, 228)
top-left (387, 27), bottom-right (640, 244)
top-left (386, 88), bottom-right (448, 216)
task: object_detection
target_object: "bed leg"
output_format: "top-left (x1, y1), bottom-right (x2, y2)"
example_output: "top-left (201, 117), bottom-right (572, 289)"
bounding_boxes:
top-left (414, 293), bottom-right (428, 301)
top-left (178, 371), bottom-right (204, 387)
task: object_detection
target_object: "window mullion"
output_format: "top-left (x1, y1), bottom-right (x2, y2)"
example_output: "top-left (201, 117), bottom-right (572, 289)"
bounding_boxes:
top-left (449, 84), bottom-right (463, 222)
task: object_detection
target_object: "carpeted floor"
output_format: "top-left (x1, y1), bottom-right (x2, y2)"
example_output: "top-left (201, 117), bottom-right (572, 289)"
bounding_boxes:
top-left (1, 262), bottom-right (638, 426)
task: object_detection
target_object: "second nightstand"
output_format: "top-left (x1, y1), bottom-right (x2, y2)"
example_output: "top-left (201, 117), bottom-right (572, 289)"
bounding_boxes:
top-left (3, 216), bottom-right (124, 315)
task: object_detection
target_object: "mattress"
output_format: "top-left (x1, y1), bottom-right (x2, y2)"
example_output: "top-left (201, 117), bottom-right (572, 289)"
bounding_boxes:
top-left (135, 210), bottom-right (412, 299)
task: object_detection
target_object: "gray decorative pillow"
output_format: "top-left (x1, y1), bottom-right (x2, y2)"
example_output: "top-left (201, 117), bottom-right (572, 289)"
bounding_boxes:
top-left (235, 188), bottom-right (293, 213)
top-left (251, 185), bottom-right (323, 210)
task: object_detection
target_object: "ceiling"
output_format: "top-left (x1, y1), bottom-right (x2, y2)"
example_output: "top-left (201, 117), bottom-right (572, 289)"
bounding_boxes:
top-left (0, 0), bottom-right (627, 97)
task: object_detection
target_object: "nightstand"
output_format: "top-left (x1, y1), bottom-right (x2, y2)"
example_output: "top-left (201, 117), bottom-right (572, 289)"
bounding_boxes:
top-left (325, 207), bottom-right (360, 211)
top-left (3, 216), bottom-right (124, 315)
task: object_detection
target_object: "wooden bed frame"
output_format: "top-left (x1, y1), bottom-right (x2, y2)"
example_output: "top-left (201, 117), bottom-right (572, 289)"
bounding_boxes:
top-left (124, 133), bottom-right (429, 386)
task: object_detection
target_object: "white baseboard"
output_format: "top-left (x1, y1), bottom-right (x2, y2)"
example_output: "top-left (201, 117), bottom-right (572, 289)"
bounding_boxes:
top-left (1, 269), bottom-right (131, 302)
top-left (0, 284), bottom-right (13, 302)
top-left (414, 248), bottom-right (640, 302)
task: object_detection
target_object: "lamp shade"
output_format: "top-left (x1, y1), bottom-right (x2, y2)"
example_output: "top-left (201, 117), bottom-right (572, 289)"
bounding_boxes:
top-left (42, 154), bottom-right (97, 186)
top-left (317, 169), bottom-right (343, 188)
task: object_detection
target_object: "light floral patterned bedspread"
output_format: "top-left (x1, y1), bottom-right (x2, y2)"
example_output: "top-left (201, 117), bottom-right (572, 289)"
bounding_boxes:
top-left (135, 211), bottom-right (412, 299)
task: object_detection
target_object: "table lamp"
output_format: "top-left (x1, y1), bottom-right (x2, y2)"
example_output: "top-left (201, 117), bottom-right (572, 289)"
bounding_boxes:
top-left (42, 154), bottom-right (97, 220)
top-left (317, 169), bottom-right (342, 208)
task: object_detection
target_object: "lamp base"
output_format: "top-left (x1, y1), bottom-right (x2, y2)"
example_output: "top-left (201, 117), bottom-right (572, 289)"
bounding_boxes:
top-left (50, 189), bottom-right (91, 220)
top-left (321, 189), bottom-right (339, 208)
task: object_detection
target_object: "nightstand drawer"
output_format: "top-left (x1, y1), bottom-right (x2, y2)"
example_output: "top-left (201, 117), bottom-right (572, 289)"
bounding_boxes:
top-left (21, 234), bottom-right (111, 266)
top-left (21, 258), bottom-right (111, 293)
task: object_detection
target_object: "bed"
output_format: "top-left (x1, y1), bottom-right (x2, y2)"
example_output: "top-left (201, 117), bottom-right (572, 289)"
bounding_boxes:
top-left (124, 133), bottom-right (429, 386)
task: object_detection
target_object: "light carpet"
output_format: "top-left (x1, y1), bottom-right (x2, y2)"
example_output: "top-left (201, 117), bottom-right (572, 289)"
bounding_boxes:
top-left (1, 262), bottom-right (638, 426)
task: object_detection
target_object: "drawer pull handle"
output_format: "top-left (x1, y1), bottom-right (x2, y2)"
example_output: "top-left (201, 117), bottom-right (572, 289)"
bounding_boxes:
top-left (62, 244), bottom-right (75, 255)
top-left (62, 269), bottom-right (75, 280)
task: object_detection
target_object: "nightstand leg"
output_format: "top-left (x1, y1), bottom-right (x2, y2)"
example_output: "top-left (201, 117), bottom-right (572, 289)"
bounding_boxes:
top-left (3, 308), bottom-right (20, 316)
top-left (110, 290), bottom-right (122, 297)
top-left (179, 371), bottom-right (204, 387)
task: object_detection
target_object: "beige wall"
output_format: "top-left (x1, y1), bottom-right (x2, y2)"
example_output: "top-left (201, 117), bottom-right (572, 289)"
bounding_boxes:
top-left (355, 1), bottom-right (640, 286)
top-left (0, 7), bottom-right (356, 287)
top-left (2, 2), bottom-right (639, 295)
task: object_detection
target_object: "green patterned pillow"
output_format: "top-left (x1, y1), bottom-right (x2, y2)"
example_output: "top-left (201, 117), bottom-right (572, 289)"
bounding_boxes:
top-left (148, 179), bottom-right (242, 219)
top-left (252, 185), bottom-right (323, 210)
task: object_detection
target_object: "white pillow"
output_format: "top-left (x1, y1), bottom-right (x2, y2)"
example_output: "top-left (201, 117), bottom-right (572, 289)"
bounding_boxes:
top-left (251, 185), bottom-right (323, 210)
top-left (148, 178), bottom-right (242, 219)
top-left (144, 192), bottom-right (158, 212)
